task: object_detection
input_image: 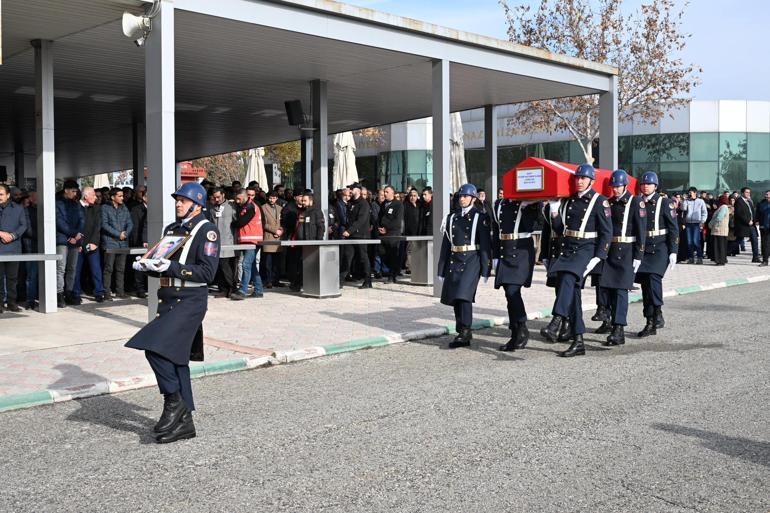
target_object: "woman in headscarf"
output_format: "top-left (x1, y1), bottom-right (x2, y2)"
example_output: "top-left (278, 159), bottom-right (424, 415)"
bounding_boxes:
top-left (709, 194), bottom-right (732, 266)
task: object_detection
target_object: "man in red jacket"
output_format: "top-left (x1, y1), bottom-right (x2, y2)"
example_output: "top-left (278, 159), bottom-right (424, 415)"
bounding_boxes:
top-left (230, 188), bottom-right (264, 300)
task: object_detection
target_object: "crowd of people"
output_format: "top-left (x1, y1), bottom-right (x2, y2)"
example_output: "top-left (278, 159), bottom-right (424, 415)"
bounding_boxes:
top-left (1, 175), bottom-right (768, 314)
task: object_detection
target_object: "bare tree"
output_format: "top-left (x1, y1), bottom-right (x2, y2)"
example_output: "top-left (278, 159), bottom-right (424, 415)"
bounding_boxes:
top-left (499, 0), bottom-right (701, 164)
top-left (192, 151), bottom-right (246, 186)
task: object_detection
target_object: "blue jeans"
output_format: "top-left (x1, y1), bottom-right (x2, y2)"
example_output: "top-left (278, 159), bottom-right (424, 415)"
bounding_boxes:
top-left (685, 223), bottom-right (703, 259)
top-left (74, 248), bottom-right (106, 298)
top-left (373, 254), bottom-right (390, 274)
top-left (26, 261), bottom-right (39, 304)
top-left (239, 248), bottom-right (263, 295)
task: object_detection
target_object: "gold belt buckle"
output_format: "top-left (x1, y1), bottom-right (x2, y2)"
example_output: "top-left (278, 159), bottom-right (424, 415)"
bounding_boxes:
top-left (160, 277), bottom-right (172, 288)
top-left (500, 233), bottom-right (515, 240)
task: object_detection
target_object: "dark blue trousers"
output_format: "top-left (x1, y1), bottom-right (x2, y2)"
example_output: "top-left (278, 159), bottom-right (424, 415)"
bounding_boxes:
top-left (595, 285), bottom-right (609, 308)
top-left (604, 287), bottom-right (629, 326)
top-left (453, 300), bottom-right (473, 330)
top-left (552, 272), bottom-right (585, 335)
top-left (145, 351), bottom-right (195, 411)
top-left (503, 284), bottom-right (526, 324)
top-left (73, 249), bottom-right (105, 298)
top-left (638, 273), bottom-right (663, 318)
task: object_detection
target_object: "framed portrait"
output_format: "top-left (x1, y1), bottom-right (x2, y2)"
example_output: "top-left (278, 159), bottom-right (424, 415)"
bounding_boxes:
top-left (516, 166), bottom-right (545, 192)
top-left (141, 235), bottom-right (188, 261)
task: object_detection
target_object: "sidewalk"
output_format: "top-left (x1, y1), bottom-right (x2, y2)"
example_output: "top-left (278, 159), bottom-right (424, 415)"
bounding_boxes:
top-left (2, 253), bottom-right (768, 411)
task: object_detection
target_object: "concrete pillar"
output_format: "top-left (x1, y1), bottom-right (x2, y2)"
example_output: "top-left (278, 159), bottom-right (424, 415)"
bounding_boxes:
top-left (431, 59), bottom-right (450, 298)
top-left (311, 79), bottom-right (329, 240)
top-left (599, 75), bottom-right (618, 170)
top-left (484, 104), bottom-right (498, 201)
top-left (14, 145), bottom-right (25, 188)
top-left (144, 0), bottom-right (176, 321)
top-left (301, 137), bottom-right (312, 189)
top-left (132, 122), bottom-right (146, 188)
top-left (33, 39), bottom-right (58, 314)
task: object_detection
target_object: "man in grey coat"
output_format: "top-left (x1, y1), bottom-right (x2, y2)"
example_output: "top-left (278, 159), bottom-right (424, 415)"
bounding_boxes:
top-left (0, 184), bottom-right (28, 312)
top-left (207, 187), bottom-right (237, 297)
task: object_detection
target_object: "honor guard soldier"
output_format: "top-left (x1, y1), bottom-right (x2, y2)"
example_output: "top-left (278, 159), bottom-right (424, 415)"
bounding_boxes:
top-left (491, 198), bottom-right (540, 351)
top-left (125, 183), bottom-right (220, 444)
top-left (437, 184), bottom-right (492, 348)
top-left (595, 170), bottom-right (646, 346)
top-left (539, 164), bottom-right (612, 357)
top-left (541, 202), bottom-right (574, 343)
top-left (635, 171), bottom-right (679, 337)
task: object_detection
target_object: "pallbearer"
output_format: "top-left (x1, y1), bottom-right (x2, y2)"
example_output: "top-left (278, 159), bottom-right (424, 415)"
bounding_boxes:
top-left (539, 164), bottom-right (612, 357)
top-left (596, 170), bottom-right (646, 346)
top-left (437, 184), bottom-right (492, 349)
top-left (491, 197), bottom-right (540, 351)
top-left (635, 171), bottom-right (679, 337)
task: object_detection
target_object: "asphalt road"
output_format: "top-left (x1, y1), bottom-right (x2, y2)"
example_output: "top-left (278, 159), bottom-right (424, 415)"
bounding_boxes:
top-left (1, 283), bottom-right (769, 513)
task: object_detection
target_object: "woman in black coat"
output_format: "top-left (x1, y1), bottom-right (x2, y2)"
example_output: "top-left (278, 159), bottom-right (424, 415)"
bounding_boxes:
top-left (402, 189), bottom-right (421, 272)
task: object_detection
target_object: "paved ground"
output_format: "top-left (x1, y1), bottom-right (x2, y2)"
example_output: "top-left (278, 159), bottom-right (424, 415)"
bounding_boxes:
top-left (1, 282), bottom-right (768, 513)
top-left (1, 252), bottom-right (769, 398)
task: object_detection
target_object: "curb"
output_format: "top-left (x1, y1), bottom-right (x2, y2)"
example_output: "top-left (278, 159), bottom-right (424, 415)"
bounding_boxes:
top-left (2, 273), bottom-right (768, 414)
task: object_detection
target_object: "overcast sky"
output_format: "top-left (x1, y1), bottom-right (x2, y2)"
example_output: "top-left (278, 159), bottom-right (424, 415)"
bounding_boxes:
top-left (347, 0), bottom-right (770, 101)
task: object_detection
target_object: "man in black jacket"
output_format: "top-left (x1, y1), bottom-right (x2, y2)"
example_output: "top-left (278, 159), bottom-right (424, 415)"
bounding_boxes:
top-left (378, 185), bottom-right (404, 283)
top-left (734, 187), bottom-right (760, 262)
top-left (130, 190), bottom-right (149, 298)
top-left (292, 191), bottom-right (326, 291)
top-left (340, 183), bottom-right (373, 288)
top-left (72, 187), bottom-right (106, 304)
top-left (419, 187), bottom-right (433, 236)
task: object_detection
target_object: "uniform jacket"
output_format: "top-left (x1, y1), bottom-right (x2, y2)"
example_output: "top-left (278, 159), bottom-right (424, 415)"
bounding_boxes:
top-left (129, 202), bottom-right (148, 248)
top-left (635, 192), bottom-right (679, 278)
top-left (0, 200), bottom-right (28, 255)
top-left (100, 203), bottom-right (133, 249)
top-left (260, 202), bottom-right (283, 253)
top-left (547, 189), bottom-right (612, 280)
top-left (124, 213), bottom-right (220, 365)
top-left (81, 203), bottom-right (102, 249)
top-left (733, 196), bottom-right (756, 238)
top-left (437, 206), bottom-right (492, 305)
top-left (491, 200), bottom-right (539, 288)
top-left (296, 204), bottom-right (326, 241)
top-left (346, 196), bottom-right (371, 239)
top-left (56, 198), bottom-right (85, 247)
top-left (598, 191), bottom-right (646, 290)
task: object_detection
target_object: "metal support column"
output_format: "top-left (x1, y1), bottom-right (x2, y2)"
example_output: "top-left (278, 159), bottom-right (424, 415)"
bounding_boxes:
top-left (484, 104), bottom-right (498, 200)
top-left (301, 137), bottom-right (312, 189)
top-left (14, 145), bottom-right (25, 188)
top-left (33, 39), bottom-right (58, 313)
top-left (144, 0), bottom-right (176, 321)
top-left (431, 59), bottom-right (450, 298)
top-left (599, 75), bottom-right (618, 170)
top-left (311, 79), bottom-right (329, 240)
top-left (132, 122), bottom-right (146, 188)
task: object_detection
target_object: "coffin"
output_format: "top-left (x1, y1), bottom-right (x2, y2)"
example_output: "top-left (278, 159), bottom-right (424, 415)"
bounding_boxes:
top-left (502, 157), bottom-right (637, 200)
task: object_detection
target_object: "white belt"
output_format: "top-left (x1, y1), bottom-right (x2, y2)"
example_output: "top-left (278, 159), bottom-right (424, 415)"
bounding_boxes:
top-left (612, 236), bottom-right (637, 243)
top-left (648, 229), bottom-right (668, 237)
top-left (500, 232), bottom-right (532, 240)
top-left (160, 277), bottom-right (206, 288)
top-left (564, 229), bottom-right (597, 239)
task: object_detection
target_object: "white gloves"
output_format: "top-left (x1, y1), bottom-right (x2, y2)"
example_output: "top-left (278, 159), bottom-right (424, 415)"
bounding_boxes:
top-left (583, 257), bottom-right (601, 278)
top-left (542, 258), bottom-right (549, 268)
top-left (132, 260), bottom-right (146, 272)
top-left (667, 253), bottom-right (677, 272)
top-left (436, 276), bottom-right (444, 283)
top-left (146, 258), bottom-right (171, 273)
top-left (492, 258), bottom-right (499, 270)
top-left (548, 199), bottom-right (561, 215)
top-left (633, 259), bottom-right (642, 274)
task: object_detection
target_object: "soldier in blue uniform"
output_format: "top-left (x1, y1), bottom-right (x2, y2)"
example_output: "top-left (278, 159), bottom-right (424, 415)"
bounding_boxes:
top-left (437, 184), bottom-right (492, 348)
top-left (595, 170), bottom-right (647, 346)
top-left (635, 171), bottom-right (679, 338)
top-left (539, 164), bottom-right (612, 357)
top-left (125, 183), bottom-right (220, 444)
top-left (491, 198), bottom-right (540, 351)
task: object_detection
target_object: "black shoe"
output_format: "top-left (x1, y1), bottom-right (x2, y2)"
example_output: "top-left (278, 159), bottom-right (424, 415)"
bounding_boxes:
top-left (153, 392), bottom-right (188, 434)
top-left (499, 323), bottom-right (518, 351)
top-left (373, 272), bottom-right (383, 279)
top-left (604, 325), bottom-right (625, 346)
top-left (557, 335), bottom-right (585, 357)
top-left (591, 306), bottom-right (609, 322)
top-left (156, 411), bottom-right (196, 444)
top-left (557, 319), bottom-right (573, 342)
top-left (359, 281), bottom-right (373, 289)
top-left (274, 281), bottom-right (287, 287)
top-left (540, 315), bottom-right (563, 343)
top-left (57, 293), bottom-right (66, 308)
top-left (229, 292), bottom-right (246, 301)
top-left (390, 275), bottom-right (398, 284)
top-left (94, 295), bottom-right (105, 303)
top-left (752, 257), bottom-right (762, 263)
top-left (595, 319), bottom-right (612, 334)
top-left (654, 307), bottom-right (665, 329)
top-left (696, 257), bottom-right (703, 265)
top-left (64, 293), bottom-right (80, 306)
top-left (686, 258), bottom-right (694, 264)
top-left (448, 328), bottom-right (472, 348)
top-left (637, 317), bottom-right (657, 338)
top-left (289, 284), bottom-right (301, 292)
top-left (760, 262), bottom-right (769, 267)
top-left (103, 292), bottom-right (113, 302)
top-left (116, 292), bottom-right (130, 299)
top-left (5, 303), bottom-right (21, 313)
top-left (136, 290), bottom-right (147, 299)
top-left (514, 323), bottom-right (529, 349)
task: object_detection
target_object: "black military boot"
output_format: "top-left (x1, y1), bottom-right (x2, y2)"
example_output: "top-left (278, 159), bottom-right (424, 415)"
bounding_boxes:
top-left (154, 392), bottom-right (188, 434)
top-left (557, 334), bottom-right (585, 357)
top-left (594, 319), bottom-right (612, 334)
top-left (540, 315), bottom-right (563, 343)
top-left (514, 322), bottom-right (529, 349)
top-left (637, 317), bottom-right (657, 338)
top-left (156, 411), bottom-right (196, 444)
top-left (557, 319), bottom-right (573, 342)
top-left (591, 306), bottom-right (608, 322)
top-left (654, 307), bottom-right (665, 328)
top-left (448, 328), bottom-right (472, 348)
top-left (604, 325), bottom-right (625, 346)
top-left (499, 323), bottom-right (518, 351)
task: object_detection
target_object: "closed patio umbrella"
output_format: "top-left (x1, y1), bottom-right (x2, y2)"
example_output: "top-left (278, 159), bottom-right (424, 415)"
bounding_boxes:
top-left (332, 132), bottom-right (359, 191)
top-left (450, 112), bottom-right (468, 192)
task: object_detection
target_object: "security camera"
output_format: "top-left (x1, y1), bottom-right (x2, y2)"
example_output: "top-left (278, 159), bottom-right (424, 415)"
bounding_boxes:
top-left (122, 12), bottom-right (151, 45)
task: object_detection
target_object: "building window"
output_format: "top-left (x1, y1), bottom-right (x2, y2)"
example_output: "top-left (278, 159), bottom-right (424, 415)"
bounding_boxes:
top-left (748, 133), bottom-right (770, 161)
top-left (690, 133), bottom-right (719, 161)
top-left (659, 162), bottom-right (689, 192)
top-left (690, 161), bottom-right (719, 191)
